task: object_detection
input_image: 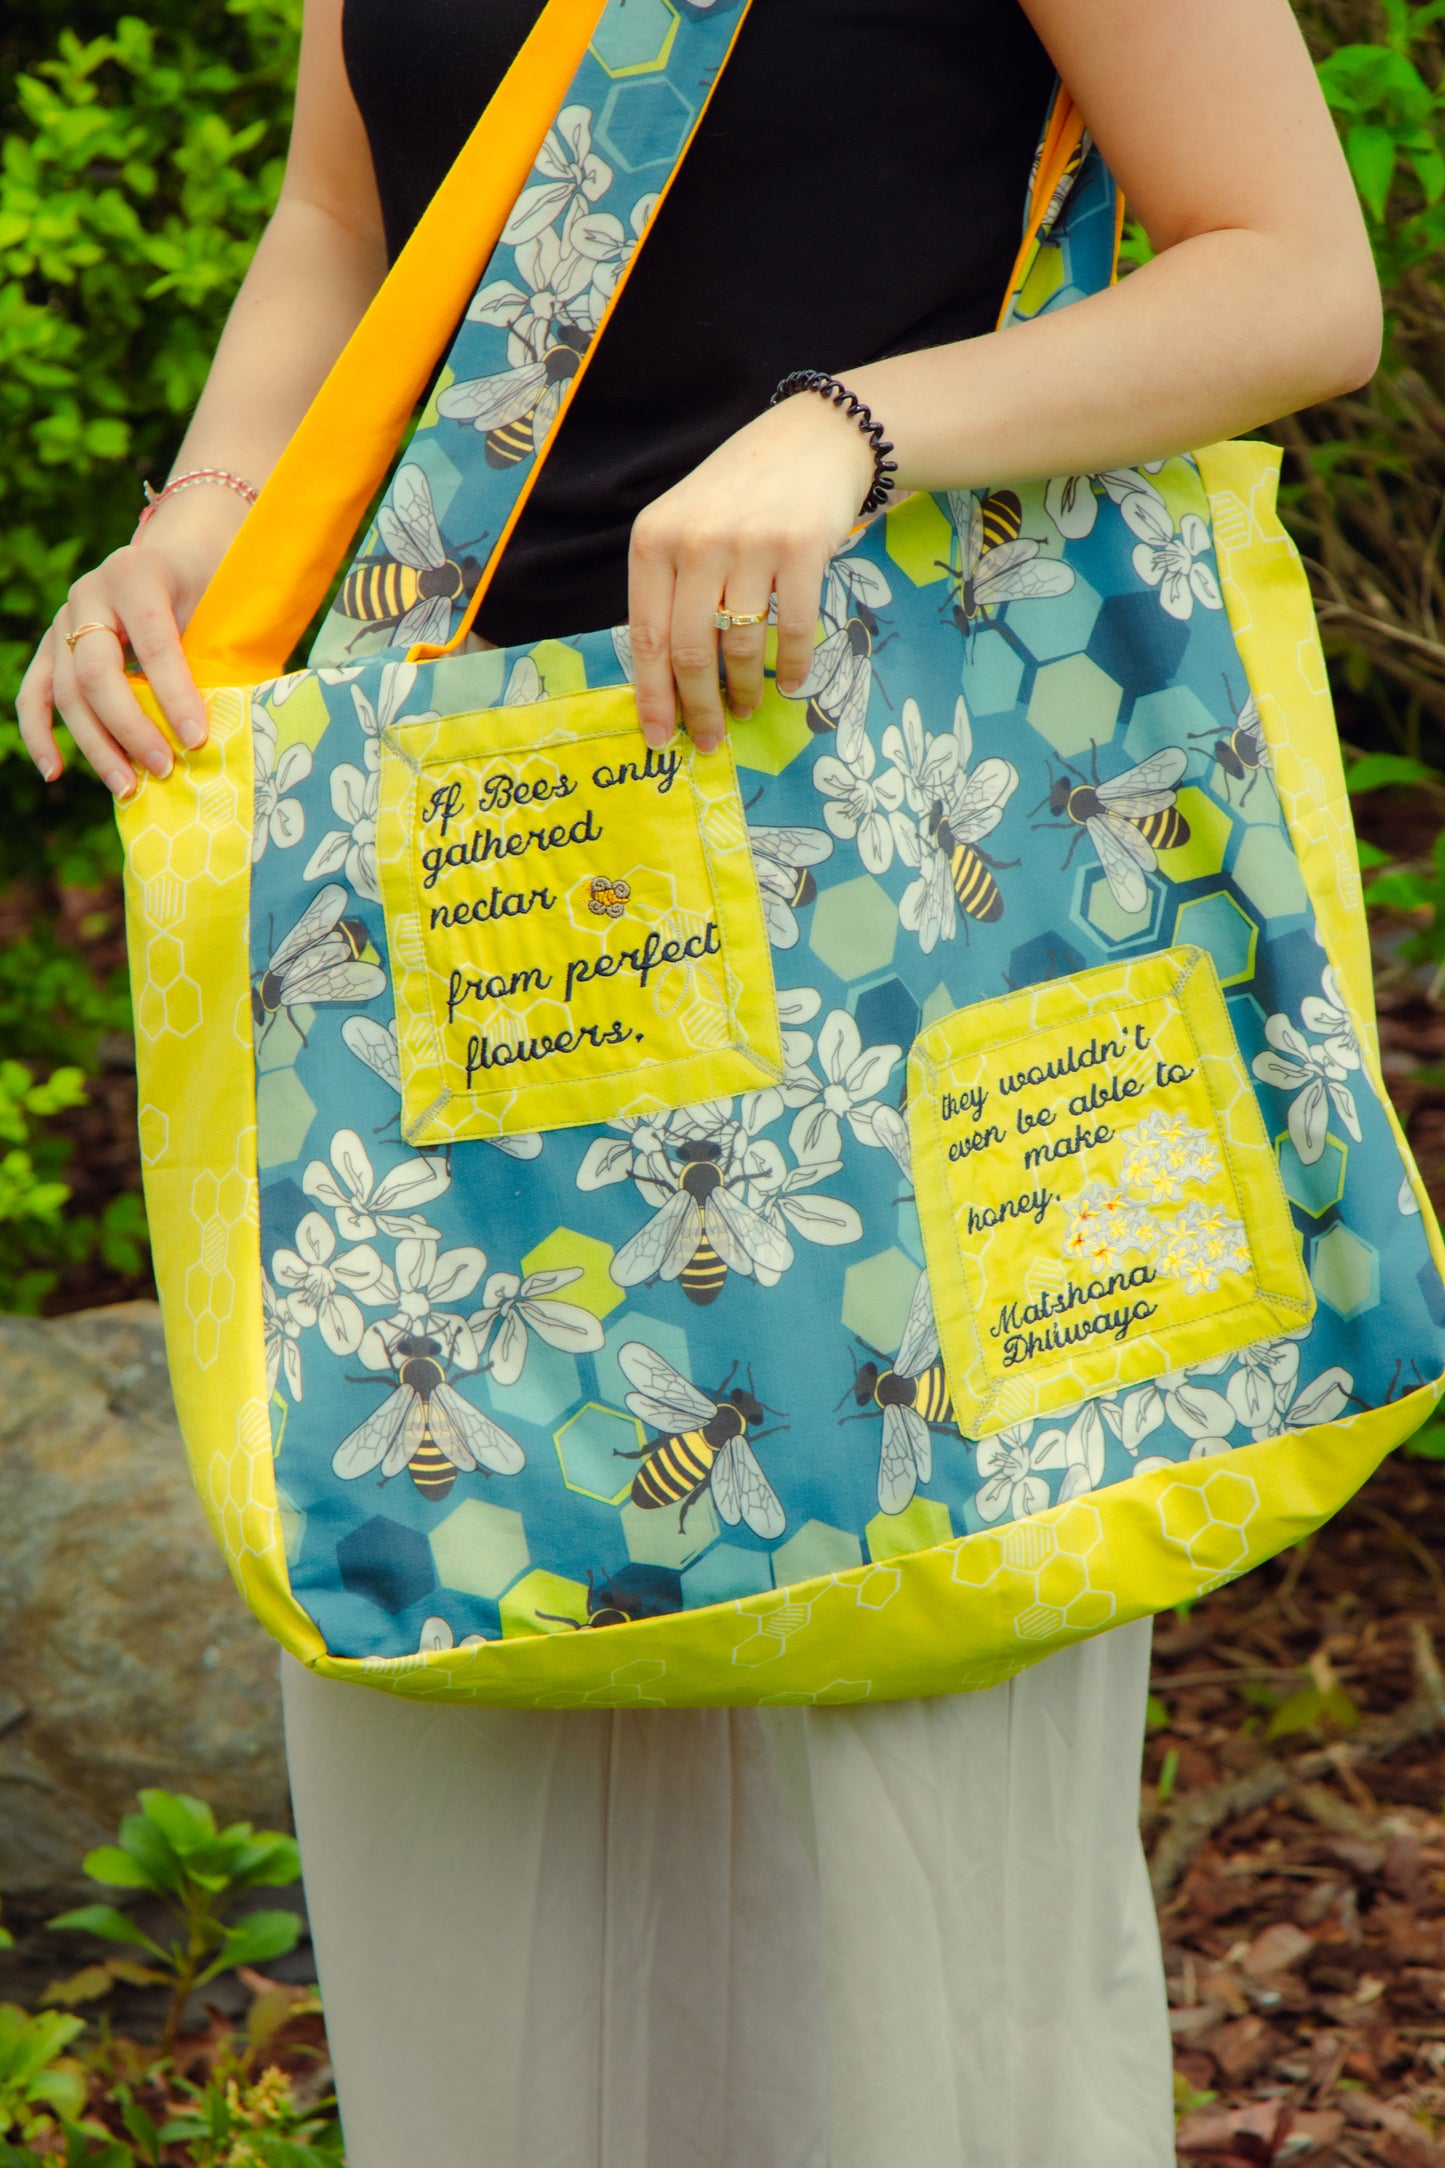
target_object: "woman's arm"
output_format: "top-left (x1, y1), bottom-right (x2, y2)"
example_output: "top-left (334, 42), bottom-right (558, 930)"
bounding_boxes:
top-left (628, 0), bottom-right (1381, 753)
top-left (17, 0), bottom-right (386, 798)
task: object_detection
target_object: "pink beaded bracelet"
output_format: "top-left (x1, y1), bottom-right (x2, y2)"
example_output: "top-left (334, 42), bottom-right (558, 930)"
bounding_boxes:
top-left (135, 467), bottom-right (260, 532)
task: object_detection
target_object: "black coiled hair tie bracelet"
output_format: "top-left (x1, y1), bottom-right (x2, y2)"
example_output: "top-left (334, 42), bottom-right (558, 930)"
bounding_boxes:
top-left (770, 370), bottom-right (899, 518)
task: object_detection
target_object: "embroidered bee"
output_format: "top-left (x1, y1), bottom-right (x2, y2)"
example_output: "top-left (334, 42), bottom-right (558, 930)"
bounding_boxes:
top-left (1033, 746), bottom-right (1191, 916)
top-left (588, 875), bottom-right (632, 919)
top-left (937, 488), bottom-right (1075, 644)
top-left (251, 885), bottom-right (385, 1042)
top-left (616, 1342), bottom-right (787, 1538)
top-left (336, 464), bottom-right (483, 649)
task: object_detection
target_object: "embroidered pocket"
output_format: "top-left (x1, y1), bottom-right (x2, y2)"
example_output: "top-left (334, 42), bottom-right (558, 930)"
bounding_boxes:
top-left (376, 688), bottom-right (783, 1142)
top-left (907, 946), bottom-right (1314, 1440)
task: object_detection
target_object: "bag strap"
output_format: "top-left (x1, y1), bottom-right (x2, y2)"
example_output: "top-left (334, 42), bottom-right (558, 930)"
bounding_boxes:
top-left (183, 0), bottom-right (607, 685)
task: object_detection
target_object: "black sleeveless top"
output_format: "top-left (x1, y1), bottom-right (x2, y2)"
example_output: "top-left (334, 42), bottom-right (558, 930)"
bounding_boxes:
top-left (342, 1), bottom-right (1056, 645)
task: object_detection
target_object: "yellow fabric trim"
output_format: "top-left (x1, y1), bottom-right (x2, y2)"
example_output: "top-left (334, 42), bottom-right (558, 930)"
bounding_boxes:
top-left (182, 0), bottom-right (605, 687)
top-left (374, 689), bottom-right (783, 1140)
top-left (116, 688), bottom-right (325, 1661)
top-left (909, 946), bottom-right (1313, 1439)
top-left (1195, 438), bottom-right (1377, 1059)
top-left (298, 1383), bottom-right (1426, 1706)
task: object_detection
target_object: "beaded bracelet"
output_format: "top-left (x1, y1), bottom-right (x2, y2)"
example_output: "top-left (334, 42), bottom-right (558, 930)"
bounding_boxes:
top-left (770, 371), bottom-right (899, 518)
top-left (135, 467), bottom-right (260, 532)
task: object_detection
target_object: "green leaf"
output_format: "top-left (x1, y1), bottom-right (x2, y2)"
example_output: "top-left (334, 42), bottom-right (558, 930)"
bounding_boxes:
top-left (1145, 1694), bottom-right (1169, 1732)
top-left (44, 1906), bottom-right (166, 1959)
top-left (1405, 1421), bottom-right (1445, 1460)
top-left (1156, 1747), bottom-right (1180, 1804)
top-left (78, 1847), bottom-right (157, 1894)
top-left (1357, 839), bottom-right (1392, 870)
top-left (194, 1908), bottom-right (301, 1985)
top-left (1348, 122), bottom-right (1399, 220)
top-left (1346, 751), bottom-right (1440, 794)
top-left (135, 1790), bottom-right (216, 1854)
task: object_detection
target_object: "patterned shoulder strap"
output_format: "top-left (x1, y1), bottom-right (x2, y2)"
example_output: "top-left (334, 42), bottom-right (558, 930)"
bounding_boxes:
top-left (309, 0), bottom-right (754, 667)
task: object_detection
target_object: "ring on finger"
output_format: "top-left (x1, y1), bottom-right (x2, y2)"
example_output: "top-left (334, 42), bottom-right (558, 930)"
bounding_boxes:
top-left (65, 619), bottom-right (122, 654)
top-left (713, 604), bottom-right (771, 632)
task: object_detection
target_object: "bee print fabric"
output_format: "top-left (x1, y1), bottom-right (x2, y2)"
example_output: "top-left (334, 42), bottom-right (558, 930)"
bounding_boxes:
top-left (121, 0), bottom-right (1445, 1699)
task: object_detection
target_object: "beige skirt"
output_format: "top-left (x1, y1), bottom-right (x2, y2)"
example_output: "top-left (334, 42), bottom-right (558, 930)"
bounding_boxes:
top-left (281, 1620), bottom-right (1174, 2168)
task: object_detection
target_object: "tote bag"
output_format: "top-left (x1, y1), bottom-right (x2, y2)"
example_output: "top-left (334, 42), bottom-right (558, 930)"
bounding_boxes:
top-left (119, 0), bottom-right (1445, 1706)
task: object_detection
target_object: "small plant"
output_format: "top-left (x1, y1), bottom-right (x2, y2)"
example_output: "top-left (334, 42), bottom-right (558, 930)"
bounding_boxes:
top-left (0, 2005), bottom-right (89, 2150)
top-left (48, 1792), bottom-right (304, 2055)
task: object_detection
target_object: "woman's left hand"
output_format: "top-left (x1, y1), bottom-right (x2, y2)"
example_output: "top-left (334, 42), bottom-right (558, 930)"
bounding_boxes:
top-left (628, 391), bottom-right (876, 753)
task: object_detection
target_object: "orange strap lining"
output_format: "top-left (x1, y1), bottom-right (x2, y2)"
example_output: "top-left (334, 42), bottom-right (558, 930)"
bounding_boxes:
top-left (182, 0), bottom-right (606, 686)
top-left (995, 91), bottom-right (1091, 332)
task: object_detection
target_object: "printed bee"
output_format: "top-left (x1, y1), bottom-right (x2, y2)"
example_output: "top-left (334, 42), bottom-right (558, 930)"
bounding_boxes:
top-left (336, 464), bottom-right (484, 649)
top-left (333, 1331), bottom-right (525, 1500)
top-left (747, 823), bottom-right (833, 949)
top-left (926, 790), bottom-right (1018, 926)
top-left (1033, 745), bottom-right (1191, 915)
top-left (794, 601), bottom-right (891, 764)
top-left (252, 885), bottom-right (385, 1041)
top-left (588, 875), bottom-right (632, 920)
top-left (617, 1342), bottom-right (787, 1537)
top-left (436, 323), bottom-right (590, 469)
top-left (538, 1563), bottom-right (683, 1631)
top-left (611, 1137), bottom-right (793, 1305)
top-left (1193, 680), bottom-right (1271, 807)
top-left (1032, 132), bottom-right (1088, 244)
top-left (841, 1272), bottom-right (954, 1515)
top-left (938, 488), bottom-right (1075, 643)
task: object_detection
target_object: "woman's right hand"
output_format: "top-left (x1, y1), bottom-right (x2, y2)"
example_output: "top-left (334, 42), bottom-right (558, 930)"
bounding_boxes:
top-left (16, 491), bottom-right (248, 798)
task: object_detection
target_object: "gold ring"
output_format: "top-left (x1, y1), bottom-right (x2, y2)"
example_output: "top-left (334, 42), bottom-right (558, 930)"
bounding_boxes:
top-left (713, 607), bottom-right (770, 631)
top-left (65, 621), bottom-right (121, 654)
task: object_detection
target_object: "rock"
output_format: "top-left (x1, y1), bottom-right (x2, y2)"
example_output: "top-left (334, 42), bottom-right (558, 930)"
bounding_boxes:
top-left (0, 1304), bottom-right (288, 1912)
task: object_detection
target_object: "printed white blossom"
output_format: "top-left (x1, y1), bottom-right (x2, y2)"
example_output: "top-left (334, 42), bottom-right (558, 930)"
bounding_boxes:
top-left (270, 1211), bottom-right (368, 1355)
top-left (303, 1128), bottom-right (450, 1242)
top-left (1299, 964), bottom-right (1362, 1074)
top-left (1110, 1357), bottom-right (1235, 1453)
top-left (468, 223), bottom-right (597, 365)
top-left (251, 706), bottom-right (311, 861)
top-left (786, 1009), bottom-right (902, 1165)
top-left (468, 1266), bottom-right (604, 1385)
top-left (1120, 491), bottom-right (1223, 620)
top-left (262, 1272), bottom-right (303, 1400)
top-left (419, 1617), bottom-right (488, 1652)
top-left (1119, 1110), bottom-right (1221, 1203)
top-left (881, 696), bottom-right (962, 822)
top-left (1043, 466), bottom-right (1165, 541)
top-left (1157, 1201), bottom-right (1250, 1291)
top-left (503, 105), bottom-right (613, 249)
top-left (350, 662), bottom-right (435, 775)
top-left (812, 733), bottom-right (904, 876)
top-left (1400, 1172), bottom-right (1422, 1217)
top-left (975, 1420), bottom-right (1067, 1523)
top-left (1226, 1335), bottom-right (1303, 1434)
top-left (1252, 1012), bottom-right (1361, 1164)
top-left (566, 191), bottom-right (657, 328)
top-left (354, 1236), bottom-right (489, 1371)
top-left (303, 761), bottom-right (379, 901)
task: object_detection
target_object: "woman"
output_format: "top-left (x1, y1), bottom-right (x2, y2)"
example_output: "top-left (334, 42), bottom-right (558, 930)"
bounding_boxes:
top-left (18, 4), bottom-right (1379, 2163)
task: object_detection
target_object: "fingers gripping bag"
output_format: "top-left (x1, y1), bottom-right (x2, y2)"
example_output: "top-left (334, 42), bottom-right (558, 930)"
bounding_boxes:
top-left (118, 0), bottom-right (1445, 1707)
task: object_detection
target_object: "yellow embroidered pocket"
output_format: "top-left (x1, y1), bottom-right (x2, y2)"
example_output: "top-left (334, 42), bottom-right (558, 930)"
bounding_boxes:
top-left (376, 688), bottom-right (783, 1142)
top-left (907, 946), bottom-right (1314, 1440)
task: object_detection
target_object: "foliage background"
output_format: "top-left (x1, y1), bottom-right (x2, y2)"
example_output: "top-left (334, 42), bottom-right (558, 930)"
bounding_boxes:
top-left (0, 0), bottom-right (1440, 1312)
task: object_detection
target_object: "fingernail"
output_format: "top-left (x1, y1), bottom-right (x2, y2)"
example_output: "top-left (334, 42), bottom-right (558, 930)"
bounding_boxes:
top-left (694, 734), bottom-right (722, 756)
top-left (145, 747), bottom-right (173, 778)
top-left (40, 760), bottom-right (60, 783)
top-left (778, 681), bottom-right (802, 700)
top-left (641, 724), bottom-right (671, 749)
top-left (176, 717), bottom-right (207, 749)
top-left (108, 770), bottom-right (137, 801)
